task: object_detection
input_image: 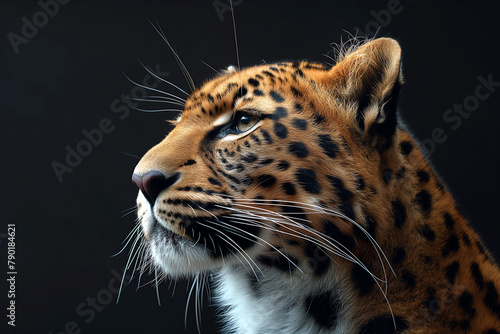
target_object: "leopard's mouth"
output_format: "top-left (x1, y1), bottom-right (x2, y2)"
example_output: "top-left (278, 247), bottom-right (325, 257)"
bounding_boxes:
top-left (150, 218), bottom-right (183, 245)
top-left (147, 215), bottom-right (230, 276)
top-left (136, 188), bottom-right (265, 275)
top-left (143, 206), bottom-right (265, 276)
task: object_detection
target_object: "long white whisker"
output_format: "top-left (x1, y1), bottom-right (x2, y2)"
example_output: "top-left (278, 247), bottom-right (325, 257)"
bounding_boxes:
top-left (226, 212), bottom-right (352, 267)
top-left (208, 234), bottom-right (217, 256)
top-left (229, 0), bottom-right (240, 72)
top-left (154, 266), bottom-right (161, 305)
top-left (198, 58), bottom-right (221, 75)
top-left (150, 20), bottom-right (196, 92)
top-left (128, 105), bottom-right (183, 113)
top-left (119, 151), bottom-right (141, 159)
top-left (117, 232), bottom-right (142, 304)
top-left (219, 204), bottom-right (359, 265)
top-left (245, 198), bottom-right (394, 284)
top-left (129, 242), bottom-right (146, 284)
top-left (125, 234), bottom-right (142, 271)
top-left (226, 198), bottom-right (394, 320)
top-left (122, 71), bottom-right (184, 102)
top-left (197, 207), bottom-right (272, 257)
top-left (122, 209), bottom-right (138, 218)
top-left (121, 206), bottom-right (138, 215)
top-left (189, 230), bottom-right (203, 249)
top-left (220, 219), bottom-right (303, 273)
top-left (112, 223), bottom-right (141, 257)
top-left (138, 59), bottom-right (189, 96)
top-left (197, 219), bottom-right (262, 278)
top-left (223, 202), bottom-right (388, 295)
top-left (195, 275), bottom-right (202, 334)
top-left (116, 267), bottom-right (127, 304)
top-left (185, 275), bottom-right (198, 330)
top-left (233, 198), bottom-right (394, 278)
top-left (136, 245), bottom-right (149, 291)
top-left (130, 97), bottom-right (185, 107)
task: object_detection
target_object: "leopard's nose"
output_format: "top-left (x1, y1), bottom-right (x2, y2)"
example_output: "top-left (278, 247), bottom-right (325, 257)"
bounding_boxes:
top-left (132, 171), bottom-right (180, 206)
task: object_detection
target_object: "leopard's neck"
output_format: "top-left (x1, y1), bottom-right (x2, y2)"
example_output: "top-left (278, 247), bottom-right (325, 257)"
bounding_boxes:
top-left (214, 264), bottom-right (358, 334)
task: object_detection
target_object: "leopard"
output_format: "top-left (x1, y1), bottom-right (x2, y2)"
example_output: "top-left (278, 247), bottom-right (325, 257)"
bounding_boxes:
top-left (130, 37), bottom-right (500, 333)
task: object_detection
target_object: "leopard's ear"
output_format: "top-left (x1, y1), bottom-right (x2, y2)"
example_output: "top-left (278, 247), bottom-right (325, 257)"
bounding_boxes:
top-left (322, 38), bottom-right (403, 151)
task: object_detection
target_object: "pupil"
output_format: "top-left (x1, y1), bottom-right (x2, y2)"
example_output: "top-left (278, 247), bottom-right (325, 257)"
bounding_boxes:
top-left (240, 116), bottom-right (251, 125)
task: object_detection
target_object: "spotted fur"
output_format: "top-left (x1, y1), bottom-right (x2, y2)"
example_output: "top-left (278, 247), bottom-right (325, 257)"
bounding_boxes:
top-left (131, 38), bottom-right (500, 333)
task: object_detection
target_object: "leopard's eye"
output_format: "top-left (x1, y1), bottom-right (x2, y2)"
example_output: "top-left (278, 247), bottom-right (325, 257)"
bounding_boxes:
top-left (235, 113), bottom-right (260, 132)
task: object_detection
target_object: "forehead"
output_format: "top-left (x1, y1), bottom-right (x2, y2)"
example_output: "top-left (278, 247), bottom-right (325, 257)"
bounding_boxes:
top-left (181, 62), bottom-right (307, 116)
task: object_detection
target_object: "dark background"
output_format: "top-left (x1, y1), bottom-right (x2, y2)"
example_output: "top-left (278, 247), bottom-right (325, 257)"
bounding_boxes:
top-left (1, 0), bottom-right (499, 333)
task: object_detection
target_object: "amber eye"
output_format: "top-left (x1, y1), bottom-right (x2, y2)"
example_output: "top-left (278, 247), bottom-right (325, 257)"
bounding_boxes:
top-left (235, 113), bottom-right (260, 132)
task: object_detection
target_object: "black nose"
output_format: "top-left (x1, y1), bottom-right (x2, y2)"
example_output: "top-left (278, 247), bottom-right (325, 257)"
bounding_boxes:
top-left (132, 171), bottom-right (180, 206)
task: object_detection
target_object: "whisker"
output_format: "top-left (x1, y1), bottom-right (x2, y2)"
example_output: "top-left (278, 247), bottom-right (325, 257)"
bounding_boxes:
top-left (229, 0), bottom-right (240, 71)
top-left (112, 224), bottom-right (141, 257)
top-left (189, 230), bottom-right (203, 249)
top-left (138, 59), bottom-right (189, 97)
top-left (122, 71), bottom-right (185, 102)
top-left (154, 266), bottom-right (161, 305)
top-left (257, 198), bottom-right (394, 280)
top-left (128, 104), bottom-right (183, 113)
top-left (219, 204), bottom-right (358, 265)
top-left (227, 212), bottom-right (352, 266)
top-left (198, 58), bottom-right (221, 75)
top-left (220, 219), bottom-right (303, 273)
top-left (195, 274), bottom-right (203, 334)
top-left (185, 275), bottom-right (198, 330)
top-left (226, 197), bottom-right (395, 318)
top-left (120, 151), bottom-right (141, 159)
top-left (121, 206), bottom-right (137, 214)
top-left (171, 280), bottom-right (178, 298)
top-left (117, 232), bottom-right (142, 303)
top-left (208, 234), bottom-right (217, 257)
top-left (222, 202), bottom-right (389, 296)
top-left (150, 20), bottom-right (196, 92)
top-left (122, 208), bottom-right (138, 218)
top-left (197, 208), bottom-right (274, 267)
top-left (130, 97), bottom-right (185, 107)
top-left (233, 197), bottom-right (394, 278)
top-left (197, 219), bottom-right (262, 278)
top-left (125, 234), bottom-right (143, 270)
top-left (128, 243), bottom-right (145, 284)
top-left (117, 267), bottom-right (127, 304)
top-left (136, 245), bottom-right (149, 291)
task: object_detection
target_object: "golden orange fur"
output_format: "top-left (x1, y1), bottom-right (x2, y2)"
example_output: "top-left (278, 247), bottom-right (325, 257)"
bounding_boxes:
top-left (133, 38), bottom-right (500, 333)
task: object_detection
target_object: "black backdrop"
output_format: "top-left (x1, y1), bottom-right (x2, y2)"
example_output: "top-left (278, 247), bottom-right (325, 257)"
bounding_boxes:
top-left (1, 0), bottom-right (500, 333)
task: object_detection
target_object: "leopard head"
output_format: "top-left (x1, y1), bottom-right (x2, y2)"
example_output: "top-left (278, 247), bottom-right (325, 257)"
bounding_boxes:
top-left (132, 38), bottom-right (403, 278)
